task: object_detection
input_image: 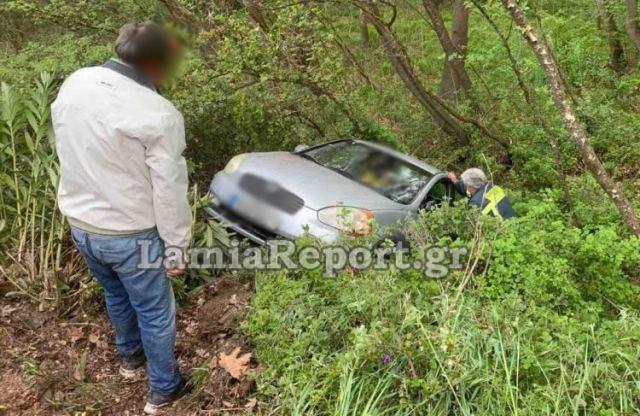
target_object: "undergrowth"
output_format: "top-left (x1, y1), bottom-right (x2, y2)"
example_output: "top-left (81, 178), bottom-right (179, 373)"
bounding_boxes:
top-left (245, 196), bottom-right (640, 415)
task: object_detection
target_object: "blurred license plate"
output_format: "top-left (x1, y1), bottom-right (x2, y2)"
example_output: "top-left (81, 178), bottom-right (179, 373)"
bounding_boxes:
top-left (231, 194), bottom-right (281, 230)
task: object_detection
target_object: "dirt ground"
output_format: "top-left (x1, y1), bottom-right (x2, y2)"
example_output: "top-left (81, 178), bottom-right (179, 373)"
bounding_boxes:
top-left (0, 276), bottom-right (258, 415)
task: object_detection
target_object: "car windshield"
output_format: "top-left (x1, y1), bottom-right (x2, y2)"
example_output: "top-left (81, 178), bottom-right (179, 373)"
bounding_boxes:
top-left (300, 141), bottom-right (431, 204)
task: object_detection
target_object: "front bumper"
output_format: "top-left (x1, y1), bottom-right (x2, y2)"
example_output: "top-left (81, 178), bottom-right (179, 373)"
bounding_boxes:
top-left (206, 172), bottom-right (344, 244)
top-left (204, 202), bottom-right (282, 245)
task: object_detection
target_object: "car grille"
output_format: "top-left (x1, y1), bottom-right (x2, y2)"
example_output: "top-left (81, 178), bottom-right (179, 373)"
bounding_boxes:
top-left (208, 202), bottom-right (281, 242)
top-left (238, 173), bottom-right (305, 214)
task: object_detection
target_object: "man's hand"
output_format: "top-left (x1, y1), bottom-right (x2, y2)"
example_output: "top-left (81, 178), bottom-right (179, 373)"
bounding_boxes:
top-left (165, 255), bottom-right (187, 278)
top-left (448, 171), bottom-right (458, 183)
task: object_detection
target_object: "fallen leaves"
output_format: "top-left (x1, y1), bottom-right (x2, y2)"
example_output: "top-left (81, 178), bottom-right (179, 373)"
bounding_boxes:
top-left (245, 397), bottom-right (257, 410)
top-left (68, 326), bottom-right (84, 343)
top-left (217, 347), bottom-right (252, 379)
top-left (1, 305), bottom-right (18, 318)
top-left (2, 277), bottom-right (257, 414)
top-left (221, 398), bottom-right (257, 411)
top-left (88, 333), bottom-right (108, 350)
top-left (195, 348), bottom-right (209, 358)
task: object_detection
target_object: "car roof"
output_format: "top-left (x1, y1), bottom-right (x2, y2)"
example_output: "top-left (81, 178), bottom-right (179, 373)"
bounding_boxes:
top-left (351, 139), bottom-right (443, 175)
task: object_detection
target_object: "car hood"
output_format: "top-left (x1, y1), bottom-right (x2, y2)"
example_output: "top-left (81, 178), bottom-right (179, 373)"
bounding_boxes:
top-left (235, 152), bottom-right (406, 211)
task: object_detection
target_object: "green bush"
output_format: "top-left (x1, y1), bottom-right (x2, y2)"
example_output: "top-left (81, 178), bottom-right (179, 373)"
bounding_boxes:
top-left (246, 197), bottom-right (640, 415)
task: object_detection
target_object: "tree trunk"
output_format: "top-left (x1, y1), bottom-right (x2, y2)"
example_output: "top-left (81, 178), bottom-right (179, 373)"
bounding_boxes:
top-left (423, 0), bottom-right (472, 102)
top-left (626, 0), bottom-right (640, 54)
top-left (502, 0), bottom-right (640, 235)
top-left (442, 0), bottom-right (471, 100)
top-left (213, 0), bottom-right (240, 12)
top-left (472, 0), bottom-right (574, 212)
top-left (596, 0), bottom-right (626, 73)
top-left (359, 10), bottom-right (370, 47)
top-left (242, 0), bottom-right (268, 33)
top-left (359, 0), bottom-right (470, 143)
top-left (624, 0), bottom-right (640, 70)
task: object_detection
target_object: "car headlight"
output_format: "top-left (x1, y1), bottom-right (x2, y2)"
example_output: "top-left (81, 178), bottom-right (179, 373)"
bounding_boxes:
top-left (317, 206), bottom-right (374, 236)
top-left (224, 153), bottom-right (248, 175)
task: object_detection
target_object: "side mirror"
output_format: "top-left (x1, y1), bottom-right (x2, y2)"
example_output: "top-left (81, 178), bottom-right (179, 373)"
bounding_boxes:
top-left (294, 144), bottom-right (310, 153)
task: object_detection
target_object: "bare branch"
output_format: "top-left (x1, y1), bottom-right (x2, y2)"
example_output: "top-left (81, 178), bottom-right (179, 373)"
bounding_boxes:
top-left (159, 0), bottom-right (201, 30)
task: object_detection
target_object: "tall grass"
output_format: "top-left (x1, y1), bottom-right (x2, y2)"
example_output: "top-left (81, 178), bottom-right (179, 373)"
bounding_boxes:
top-left (0, 73), bottom-right (84, 305)
top-left (250, 268), bottom-right (640, 415)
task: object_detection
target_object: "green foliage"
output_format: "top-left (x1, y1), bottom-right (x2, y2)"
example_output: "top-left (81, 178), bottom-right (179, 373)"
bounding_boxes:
top-left (482, 198), bottom-right (640, 314)
top-left (3, 0), bottom-right (640, 413)
top-left (246, 198), bottom-right (640, 415)
top-left (0, 35), bottom-right (112, 86)
top-left (0, 73), bottom-right (75, 302)
top-left (350, 118), bottom-right (405, 151)
top-left (1, 0), bottom-right (160, 42)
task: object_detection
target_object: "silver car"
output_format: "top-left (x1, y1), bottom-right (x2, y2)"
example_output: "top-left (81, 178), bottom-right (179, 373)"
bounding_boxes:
top-left (206, 139), bottom-right (454, 244)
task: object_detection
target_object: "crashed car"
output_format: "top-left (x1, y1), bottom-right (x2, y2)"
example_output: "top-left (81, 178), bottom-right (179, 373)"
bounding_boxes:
top-left (205, 139), bottom-right (455, 244)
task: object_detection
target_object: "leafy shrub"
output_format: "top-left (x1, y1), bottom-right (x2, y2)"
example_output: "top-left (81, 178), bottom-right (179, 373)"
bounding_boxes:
top-left (246, 197), bottom-right (640, 415)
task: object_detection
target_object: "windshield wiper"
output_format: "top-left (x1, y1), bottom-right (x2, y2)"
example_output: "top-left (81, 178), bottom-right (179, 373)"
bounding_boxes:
top-left (327, 166), bottom-right (354, 179)
top-left (298, 153), bottom-right (320, 164)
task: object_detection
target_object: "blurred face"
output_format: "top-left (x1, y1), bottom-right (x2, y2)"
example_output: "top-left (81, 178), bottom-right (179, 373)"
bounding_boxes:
top-left (141, 36), bottom-right (182, 87)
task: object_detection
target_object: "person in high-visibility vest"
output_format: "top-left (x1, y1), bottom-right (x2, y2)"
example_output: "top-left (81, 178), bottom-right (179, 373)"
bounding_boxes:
top-left (448, 168), bottom-right (516, 220)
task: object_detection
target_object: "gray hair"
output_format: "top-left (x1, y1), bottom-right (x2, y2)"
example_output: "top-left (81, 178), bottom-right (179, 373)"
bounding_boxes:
top-left (115, 22), bottom-right (174, 66)
top-left (460, 168), bottom-right (488, 189)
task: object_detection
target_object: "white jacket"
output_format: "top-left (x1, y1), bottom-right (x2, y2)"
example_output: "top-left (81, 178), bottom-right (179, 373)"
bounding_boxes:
top-left (52, 62), bottom-right (191, 249)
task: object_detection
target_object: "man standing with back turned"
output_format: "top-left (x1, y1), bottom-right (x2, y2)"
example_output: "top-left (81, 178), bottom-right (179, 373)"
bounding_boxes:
top-left (52, 22), bottom-right (191, 414)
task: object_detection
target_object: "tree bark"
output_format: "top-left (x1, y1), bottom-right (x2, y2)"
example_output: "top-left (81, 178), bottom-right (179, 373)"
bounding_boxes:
top-left (596, 0), bottom-right (626, 73)
top-left (472, 0), bottom-right (574, 212)
top-left (626, 0), bottom-right (640, 54)
top-left (359, 0), bottom-right (470, 143)
top-left (159, 0), bottom-right (201, 30)
top-left (502, 0), bottom-right (640, 235)
top-left (423, 0), bottom-right (472, 102)
top-left (242, 0), bottom-right (268, 33)
top-left (359, 10), bottom-right (370, 47)
top-left (214, 0), bottom-right (239, 13)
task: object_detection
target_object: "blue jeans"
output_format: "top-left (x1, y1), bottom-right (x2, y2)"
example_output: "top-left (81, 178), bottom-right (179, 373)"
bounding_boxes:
top-left (71, 227), bottom-right (181, 394)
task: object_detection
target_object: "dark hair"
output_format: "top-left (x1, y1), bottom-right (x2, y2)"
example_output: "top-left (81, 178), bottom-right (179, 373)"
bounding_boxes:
top-left (115, 22), bottom-right (174, 66)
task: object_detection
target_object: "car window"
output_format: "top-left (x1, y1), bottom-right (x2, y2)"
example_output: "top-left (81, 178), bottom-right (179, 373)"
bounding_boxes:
top-left (428, 181), bottom-right (448, 200)
top-left (421, 179), bottom-right (453, 209)
top-left (301, 141), bottom-right (432, 205)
